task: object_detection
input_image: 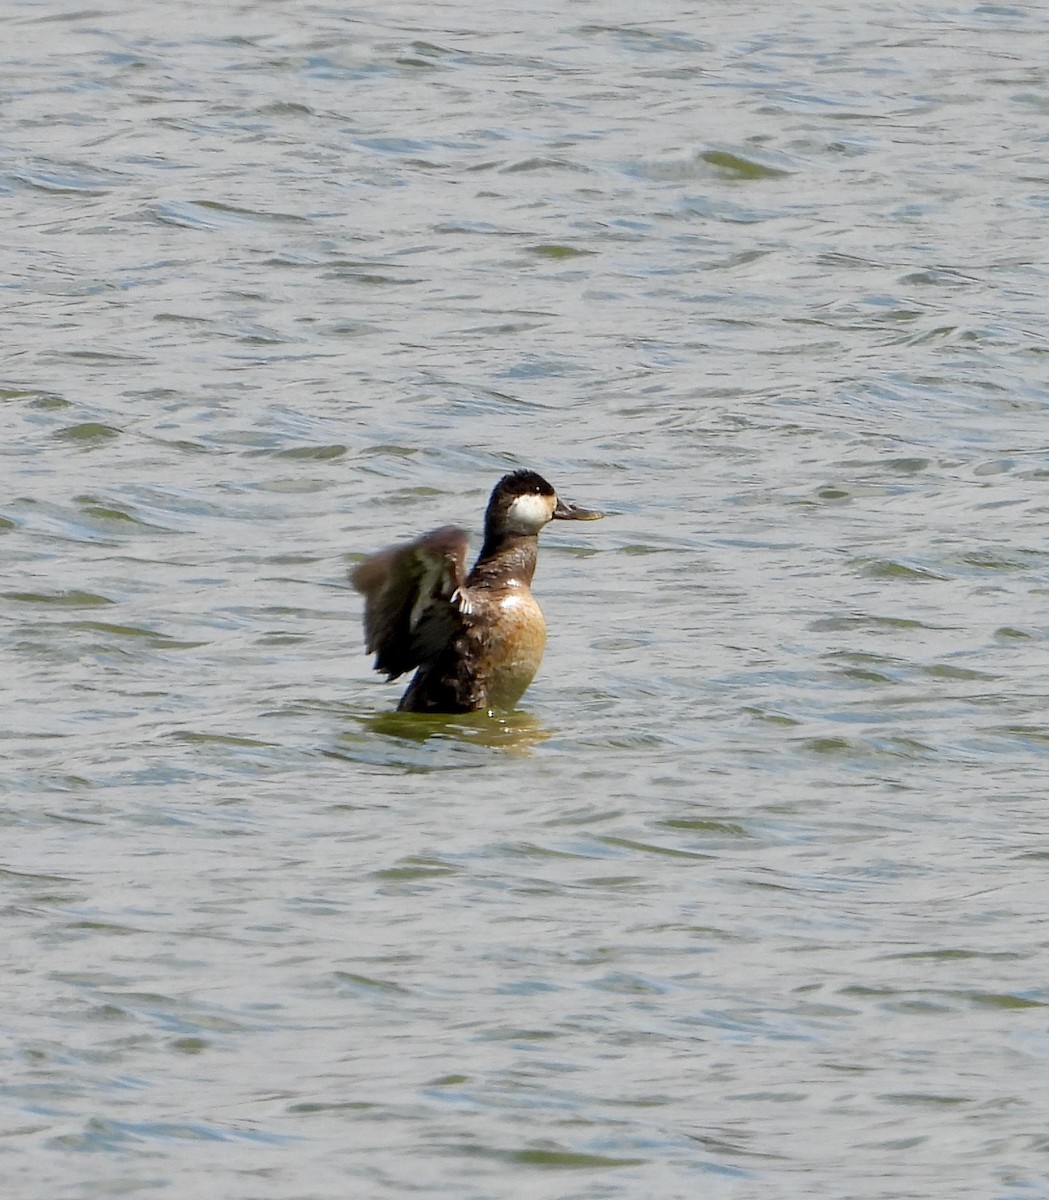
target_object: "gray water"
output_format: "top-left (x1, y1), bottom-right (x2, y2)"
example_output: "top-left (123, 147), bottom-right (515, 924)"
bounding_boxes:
top-left (4, 1), bottom-right (1049, 1197)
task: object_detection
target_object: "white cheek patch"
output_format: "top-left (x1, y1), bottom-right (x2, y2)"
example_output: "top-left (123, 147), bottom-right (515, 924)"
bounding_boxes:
top-left (506, 492), bottom-right (553, 533)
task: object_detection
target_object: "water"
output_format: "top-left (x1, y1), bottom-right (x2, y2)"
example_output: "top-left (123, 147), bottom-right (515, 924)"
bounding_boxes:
top-left (4, 1), bottom-right (1049, 1196)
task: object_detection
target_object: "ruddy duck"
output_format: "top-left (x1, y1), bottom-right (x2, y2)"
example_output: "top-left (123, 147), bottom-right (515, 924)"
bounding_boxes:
top-left (351, 470), bottom-right (603, 713)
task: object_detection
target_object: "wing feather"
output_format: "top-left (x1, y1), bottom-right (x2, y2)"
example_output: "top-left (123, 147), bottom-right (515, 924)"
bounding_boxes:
top-left (350, 525), bottom-right (470, 679)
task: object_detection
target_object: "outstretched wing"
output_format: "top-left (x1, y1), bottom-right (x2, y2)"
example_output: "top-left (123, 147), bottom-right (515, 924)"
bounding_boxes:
top-left (350, 525), bottom-right (470, 680)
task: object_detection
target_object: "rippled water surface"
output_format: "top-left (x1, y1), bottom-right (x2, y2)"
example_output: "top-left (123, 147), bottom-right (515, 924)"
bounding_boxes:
top-left (4, 1), bottom-right (1049, 1197)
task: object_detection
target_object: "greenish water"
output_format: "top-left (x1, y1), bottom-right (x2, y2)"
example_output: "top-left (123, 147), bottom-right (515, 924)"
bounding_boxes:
top-left (4, 2), bottom-right (1049, 1198)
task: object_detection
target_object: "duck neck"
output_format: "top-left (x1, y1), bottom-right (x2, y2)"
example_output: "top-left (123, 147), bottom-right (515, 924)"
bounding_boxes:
top-left (470, 532), bottom-right (539, 588)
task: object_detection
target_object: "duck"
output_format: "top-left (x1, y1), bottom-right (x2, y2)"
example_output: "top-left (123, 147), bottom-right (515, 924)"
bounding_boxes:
top-left (351, 470), bottom-right (603, 713)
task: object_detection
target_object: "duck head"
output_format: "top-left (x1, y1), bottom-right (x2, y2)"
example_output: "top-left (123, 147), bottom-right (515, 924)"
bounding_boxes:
top-left (486, 469), bottom-right (603, 538)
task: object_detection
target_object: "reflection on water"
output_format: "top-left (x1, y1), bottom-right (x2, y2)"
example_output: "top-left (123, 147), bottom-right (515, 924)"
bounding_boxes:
top-left (334, 707), bottom-right (552, 761)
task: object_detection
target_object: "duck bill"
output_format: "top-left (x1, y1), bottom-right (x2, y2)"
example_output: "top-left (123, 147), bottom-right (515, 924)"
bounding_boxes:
top-left (552, 497), bottom-right (604, 521)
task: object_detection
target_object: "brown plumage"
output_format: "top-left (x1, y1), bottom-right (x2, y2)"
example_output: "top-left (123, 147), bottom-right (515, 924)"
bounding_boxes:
top-left (351, 470), bottom-right (602, 713)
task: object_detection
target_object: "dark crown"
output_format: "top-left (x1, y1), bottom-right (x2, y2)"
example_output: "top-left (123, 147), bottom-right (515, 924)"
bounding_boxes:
top-left (493, 469), bottom-right (555, 500)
